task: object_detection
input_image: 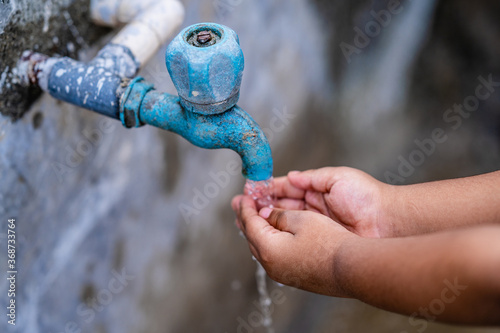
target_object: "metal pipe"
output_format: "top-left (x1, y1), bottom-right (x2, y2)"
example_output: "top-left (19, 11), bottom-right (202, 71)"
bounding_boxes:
top-left (47, 56), bottom-right (122, 119)
top-left (19, 43), bottom-right (139, 120)
top-left (18, 0), bottom-right (184, 119)
top-left (120, 79), bottom-right (273, 181)
top-left (18, 19), bottom-right (273, 181)
top-left (90, 0), bottom-right (184, 66)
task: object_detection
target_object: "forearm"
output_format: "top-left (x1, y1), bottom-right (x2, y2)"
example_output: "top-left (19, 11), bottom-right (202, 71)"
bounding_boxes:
top-left (334, 225), bottom-right (500, 325)
top-left (386, 170), bottom-right (500, 237)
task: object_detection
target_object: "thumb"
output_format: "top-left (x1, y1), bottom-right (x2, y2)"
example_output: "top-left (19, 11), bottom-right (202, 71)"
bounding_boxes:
top-left (288, 167), bottom-right (345, 193)
top-left (259, 207), bottom-right (315, 234)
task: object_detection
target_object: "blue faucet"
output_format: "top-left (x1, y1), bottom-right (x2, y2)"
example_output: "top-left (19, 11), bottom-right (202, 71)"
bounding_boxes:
top-left (122, 23), bottom-right (272, 181)
top-left (31, 23), bottom-right (273, 181)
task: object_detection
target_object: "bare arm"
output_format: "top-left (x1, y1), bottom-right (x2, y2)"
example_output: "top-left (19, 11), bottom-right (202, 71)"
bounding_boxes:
top-left (387, 170), bottom-right (500, 237)
top-left (335, 225), bottom-right (500, 325)
top-left (275, 168), bottom-right (500, 238)
top-left (232, 196), bottom-right (500, 325)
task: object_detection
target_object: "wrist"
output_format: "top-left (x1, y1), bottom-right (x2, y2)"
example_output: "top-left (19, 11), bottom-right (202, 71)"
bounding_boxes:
top-left (332, 233), bottom-right (364, 298)
top-left (378, 182), bottom-right (430, 237)
top-left (375, 183), bottom-right (406, 237)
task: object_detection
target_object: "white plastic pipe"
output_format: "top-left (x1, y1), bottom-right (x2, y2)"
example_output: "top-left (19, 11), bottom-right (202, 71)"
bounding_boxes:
top-left (90, 0), bottom-right (185, 66)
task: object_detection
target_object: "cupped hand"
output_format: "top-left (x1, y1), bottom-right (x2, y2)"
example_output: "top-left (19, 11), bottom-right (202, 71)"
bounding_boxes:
top-left (273, 167), bottom-right (394, 238)
top-left (232, 195), bottom-right (356, 297)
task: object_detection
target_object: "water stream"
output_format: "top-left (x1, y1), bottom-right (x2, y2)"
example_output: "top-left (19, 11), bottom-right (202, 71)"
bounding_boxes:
top-left (244, 178), bottom-right (275, 210)
top-left (244, 178), bottom-right (275, 333)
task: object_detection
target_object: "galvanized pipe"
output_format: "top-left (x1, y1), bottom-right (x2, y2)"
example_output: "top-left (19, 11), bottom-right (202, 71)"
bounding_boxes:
top-left (19, 0), bottom-right (185, 119)
top-left (90, 0), bottom-right (185, 66)
top-left (18, 20), bottom-right (273, 181)
top-left (120, 78), bottom-right (273, 181)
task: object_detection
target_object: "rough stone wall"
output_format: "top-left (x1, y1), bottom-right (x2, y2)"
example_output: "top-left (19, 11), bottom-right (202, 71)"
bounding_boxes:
top-left (0, 0), bottom-right (327, 332)
top-left (1, 1), bottom-right (500, 333)
top-left (0, 0), bottom-right (109, 120)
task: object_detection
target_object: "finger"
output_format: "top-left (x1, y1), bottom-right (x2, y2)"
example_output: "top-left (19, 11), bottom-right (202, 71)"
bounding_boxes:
top-left (259, 207), bottom-right (309, 235)
top-left (231, 195), bottom-right (243, 212)
top-left (238, 227), bottom-right (260, 260)
top-left (304, 203), bottom-right (322, 214)
top-left (232, 195), bottom-right (244, 229)
top-left (238, 196), bottom-right (272, 234)
top-left (248, 243), bottom-right (259, 260)
top-left (275, 198), bottom-right (305, 210)
top-left (235, 218), bottom-right (242, 231)
top-left (239, 197), bottom-right (293, 252)
top-left (288, 167), bottom-right (345, 193)
top-left (304, 190), bottom-right (329, 213)
top-left (273, 176), bottom-right (305, 199)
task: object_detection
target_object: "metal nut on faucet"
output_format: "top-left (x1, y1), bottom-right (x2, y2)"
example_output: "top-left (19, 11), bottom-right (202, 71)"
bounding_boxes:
top-left (165, 23), bottom-right (244, 115)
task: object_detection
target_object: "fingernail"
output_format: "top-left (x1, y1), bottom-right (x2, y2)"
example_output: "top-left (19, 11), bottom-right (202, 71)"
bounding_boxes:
top-left (259, 207), bottom-right (272, 219)
top-left (288, 170), bottom-right (300, 176)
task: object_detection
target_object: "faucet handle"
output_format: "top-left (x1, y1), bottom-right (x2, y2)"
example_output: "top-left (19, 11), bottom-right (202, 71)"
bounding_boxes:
top-left (165, 23), bottom-right (244, 115)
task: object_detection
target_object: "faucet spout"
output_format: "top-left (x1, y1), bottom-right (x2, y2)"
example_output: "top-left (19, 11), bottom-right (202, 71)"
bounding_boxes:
top-left (151, 22), bottom-right (273, 180)
top-left (125, 83), bottom-right (273, 181)
top-left (21, 21), bottom-right (273, 181)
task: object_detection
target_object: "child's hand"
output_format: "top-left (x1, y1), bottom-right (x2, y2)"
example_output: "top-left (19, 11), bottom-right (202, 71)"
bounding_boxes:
top-left (274, 167), bottom-right (500, 237)
top-left (232, 168), bottom-right (500, 324)
top-left (231, 195), bottom-right (356, 297)
top-left (273, 167), bottom-right (394, 238)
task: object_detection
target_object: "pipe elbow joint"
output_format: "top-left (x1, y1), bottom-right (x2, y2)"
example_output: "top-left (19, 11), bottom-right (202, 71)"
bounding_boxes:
top-left (189, 105), bottom-right (273, 181)
top-left (223, 106), bottom-right (273, 181)
top-left (122, 22), bottom-right (273, 181)
top-left (122, 79), bottom-right (273, 181)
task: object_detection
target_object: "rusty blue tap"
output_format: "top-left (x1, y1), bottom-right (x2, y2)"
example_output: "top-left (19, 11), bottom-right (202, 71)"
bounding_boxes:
top-left (120, 23), bottom-right (273, 181)
top-left (25, 23), bottom-right (272, 181)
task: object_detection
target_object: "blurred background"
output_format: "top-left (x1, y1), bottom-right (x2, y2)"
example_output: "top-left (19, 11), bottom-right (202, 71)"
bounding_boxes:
top-left (1, 0), bottom-right (500, 332)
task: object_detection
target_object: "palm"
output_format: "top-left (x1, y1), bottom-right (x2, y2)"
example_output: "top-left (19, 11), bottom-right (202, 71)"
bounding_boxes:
top-left (319, 171), bottom-right (382, 238)
top-left (278, 167), bottom-right (386, 238)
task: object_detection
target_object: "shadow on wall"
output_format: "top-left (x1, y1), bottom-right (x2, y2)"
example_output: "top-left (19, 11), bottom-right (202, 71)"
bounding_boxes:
top-left (291, 0), bottom-right (500, 183)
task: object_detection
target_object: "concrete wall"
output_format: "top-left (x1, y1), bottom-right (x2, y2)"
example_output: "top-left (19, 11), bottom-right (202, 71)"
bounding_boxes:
top-left (1, 1), bottom-right (500, 333)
